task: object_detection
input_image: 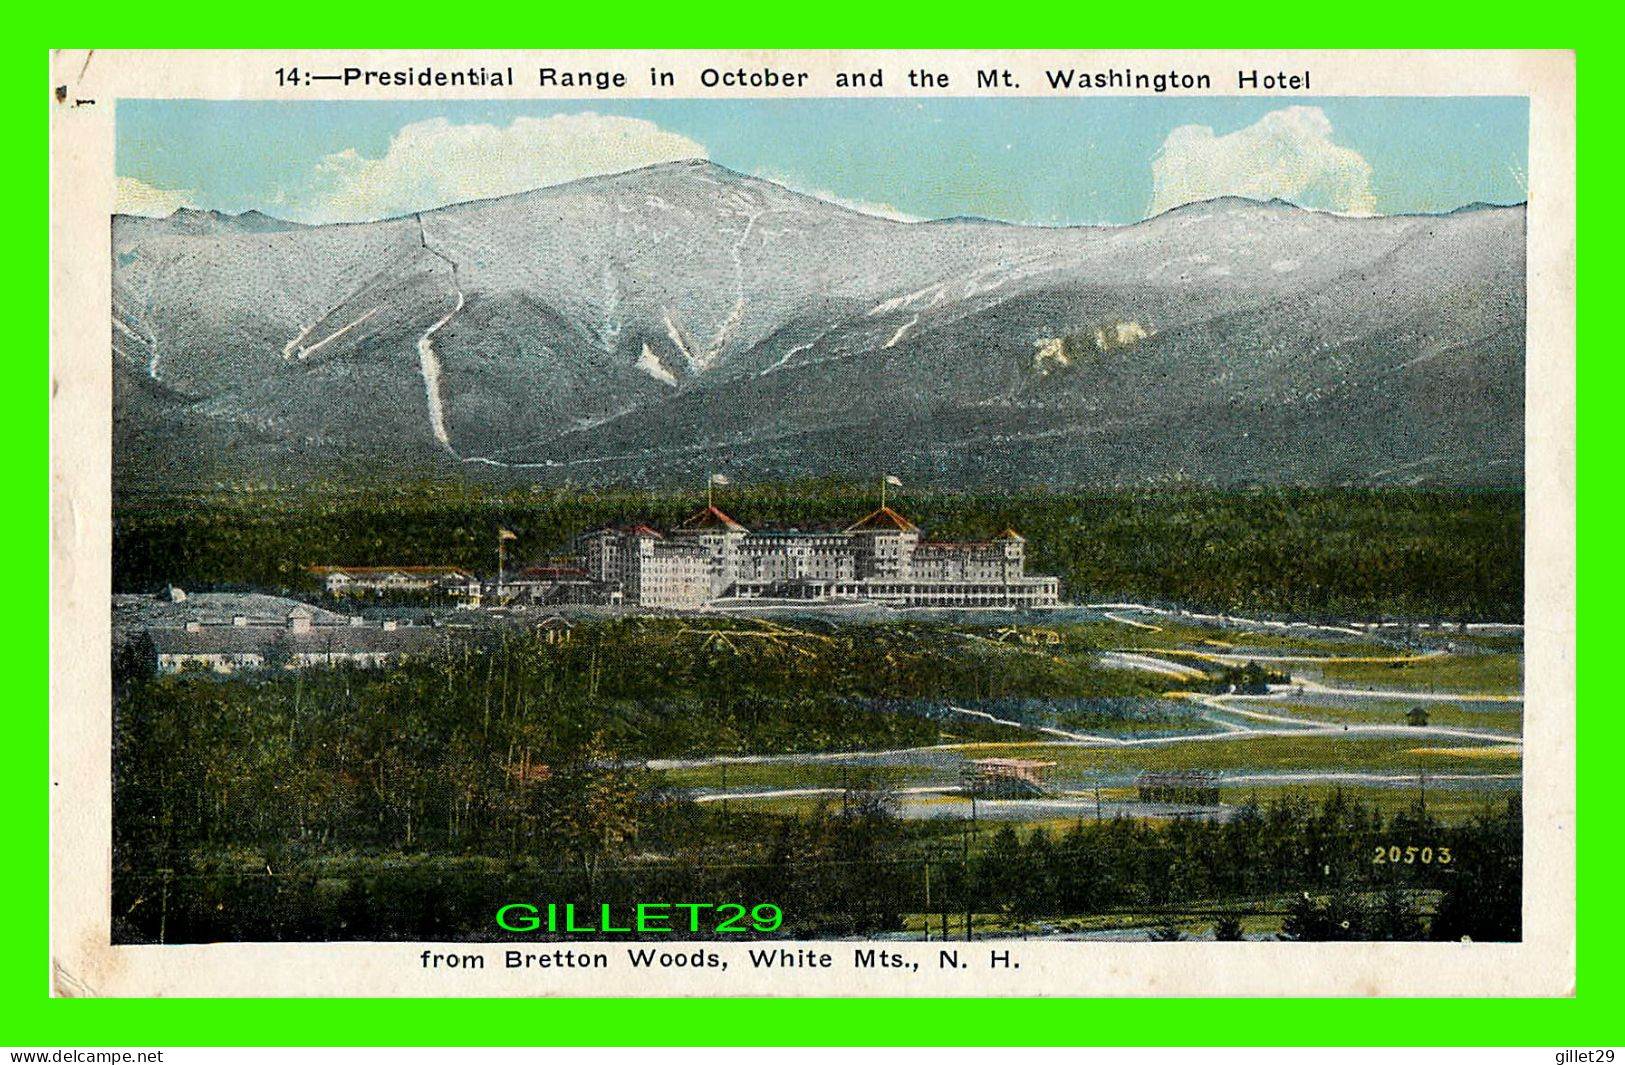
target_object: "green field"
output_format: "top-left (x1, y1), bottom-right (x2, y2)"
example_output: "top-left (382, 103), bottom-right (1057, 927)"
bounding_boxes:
top-left (1249, 697), bottom-right (1523, 735)
top-left (663, 761), bottom-right (942, 791)
top-left (1096, 617), bottom-right (1401, 658)
top-left (661, 730), bottom-right (1520, 798)
top-left (1306, 654), bottom-right (1523, 695)
top-left (711, 774), bottom-right (1515, 829)
top-left (964, 734), bottom-right (1520, 777)
top-left (1413, 630), bottom-right (1524, 653)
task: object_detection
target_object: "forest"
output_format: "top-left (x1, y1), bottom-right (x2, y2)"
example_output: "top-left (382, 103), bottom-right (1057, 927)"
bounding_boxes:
top-left (113, 618), bottom-right (1170, 861)
top-left (112, 481), bottom-right (1523, 620)
top-left (112, 624), bottom-right (1521, 944)
top-left (114, 753), bottom-right (1521, 944)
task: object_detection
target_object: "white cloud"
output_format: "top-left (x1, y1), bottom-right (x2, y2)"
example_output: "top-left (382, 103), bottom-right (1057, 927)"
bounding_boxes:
top-left (115, 176), bottom-right (194, 217)
top-left (282, 114), bottom-right (709, 223)
top-left (1148, 106), bottom-right (1377, 218)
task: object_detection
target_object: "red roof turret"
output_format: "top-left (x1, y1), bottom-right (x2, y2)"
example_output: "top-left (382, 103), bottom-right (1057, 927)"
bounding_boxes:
top-left (845, 506), bottom-right (920, 533)
top-left (675, 505), bottom-right (748, 533)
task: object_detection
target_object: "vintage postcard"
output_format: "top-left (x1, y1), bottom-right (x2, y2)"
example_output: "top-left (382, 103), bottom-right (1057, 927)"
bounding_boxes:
top-left (49, 48), bottom-right (1575, 997)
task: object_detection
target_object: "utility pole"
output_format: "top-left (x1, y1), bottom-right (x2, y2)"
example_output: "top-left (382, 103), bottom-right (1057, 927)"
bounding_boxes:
top-left (964, 794), bottom-right (977, 941)
top-left (923, 860), bottom-right (931, 941)
top-left (158, 867), bottom-right (172, 945)
top-left (962, 809), bottom-right (970, 941)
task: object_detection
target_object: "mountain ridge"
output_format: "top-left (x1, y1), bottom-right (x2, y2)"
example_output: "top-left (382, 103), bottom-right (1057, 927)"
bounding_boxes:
top-left (111, 161), bottom-right (1526, 492)
top-left (121, 159), bottom-right (1529, 230)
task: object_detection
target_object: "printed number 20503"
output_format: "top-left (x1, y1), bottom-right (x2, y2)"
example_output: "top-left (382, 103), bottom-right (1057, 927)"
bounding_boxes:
top-left (1372, 845), bottom-right (1452, 865)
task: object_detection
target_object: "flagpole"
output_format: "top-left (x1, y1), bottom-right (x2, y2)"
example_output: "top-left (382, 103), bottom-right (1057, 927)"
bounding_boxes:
top-left (881, 474), bottom-right (887, 509)
top-left (708, 473), bottom-right (713, 509)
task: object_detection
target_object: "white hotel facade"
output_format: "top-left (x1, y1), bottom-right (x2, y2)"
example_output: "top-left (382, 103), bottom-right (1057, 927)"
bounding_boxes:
top-left (573, 505), bottom-right (1061, 610)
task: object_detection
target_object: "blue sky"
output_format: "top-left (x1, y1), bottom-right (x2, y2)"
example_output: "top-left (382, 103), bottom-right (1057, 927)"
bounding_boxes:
top-left (115, 97), bottom-right (1528, 226)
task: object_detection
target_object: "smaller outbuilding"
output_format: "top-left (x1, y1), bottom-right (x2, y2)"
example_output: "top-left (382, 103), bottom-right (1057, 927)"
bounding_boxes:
top-left (1137, 770), bottom-right (1221, 806)
top-left (150, 620), bottom-right (438, 674)
top-left (962, 758), bottom-right (1056, 798)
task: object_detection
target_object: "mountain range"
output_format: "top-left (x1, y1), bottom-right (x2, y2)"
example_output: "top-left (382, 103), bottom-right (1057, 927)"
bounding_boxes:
top-left (111, 159), bottom-right (1525, 491)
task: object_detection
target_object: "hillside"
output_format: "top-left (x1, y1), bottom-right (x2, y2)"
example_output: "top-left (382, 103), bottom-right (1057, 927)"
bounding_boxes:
top-left (111, 160), bottom-right (1525, 490)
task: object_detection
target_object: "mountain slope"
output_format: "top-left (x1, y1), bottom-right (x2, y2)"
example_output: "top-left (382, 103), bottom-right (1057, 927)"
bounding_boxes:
top-left (110, 160), bottom-right (1526, 490)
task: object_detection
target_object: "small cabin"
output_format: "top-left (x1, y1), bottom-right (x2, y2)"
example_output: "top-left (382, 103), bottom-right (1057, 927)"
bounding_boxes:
top-left (1137, 770), bottom-right (1221, 806)
top-left (962, 758), bottom-right (1056, 798)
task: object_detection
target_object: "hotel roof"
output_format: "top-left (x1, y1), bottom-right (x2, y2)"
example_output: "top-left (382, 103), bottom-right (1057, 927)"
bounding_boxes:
top-left (845, 506), bottom-right (919, 533)
top-left (308, 565), bottom-right (472, 577)
top-left (515, 565), bottom-right (591, 579)
top-left (675, 505), bottom-right (749, 533)
top-left (741, 529), bottom-right (850, 539)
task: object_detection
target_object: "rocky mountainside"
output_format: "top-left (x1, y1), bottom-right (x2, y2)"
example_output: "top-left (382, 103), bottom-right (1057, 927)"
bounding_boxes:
top-left (111, 160), bottom-right (1525, 490)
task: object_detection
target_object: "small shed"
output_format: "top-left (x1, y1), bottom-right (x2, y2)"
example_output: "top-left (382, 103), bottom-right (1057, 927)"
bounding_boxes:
top-left (1137, 770), bottom-right (1221, 806)
top-left (1406, 706), bottom-right (1430, 728)
top-left (962, 758), bottom-right (1056, 798)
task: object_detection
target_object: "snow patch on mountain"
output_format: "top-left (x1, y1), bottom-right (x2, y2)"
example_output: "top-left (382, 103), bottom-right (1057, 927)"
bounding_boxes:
top-left (417, 290), bottom-right (463, 454)
top-left (869, 282), bottom-right (948, 317)
top-left (759, 340), bottom-right (816, 377)
top-left (637, 341), bottom-right (679, 386)
top-left (884, 315), bottom-right (920, 349)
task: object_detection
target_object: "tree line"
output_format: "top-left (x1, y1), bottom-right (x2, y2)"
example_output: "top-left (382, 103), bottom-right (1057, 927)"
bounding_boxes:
top-left (112, 619), bottom-right (1520, 944)
top-left (115, 782), bottom-right (1521, 944)
top-left (113, 620), bottom-right (1164, 872)
top-left (113, 482), bottom-right (1523, 621)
